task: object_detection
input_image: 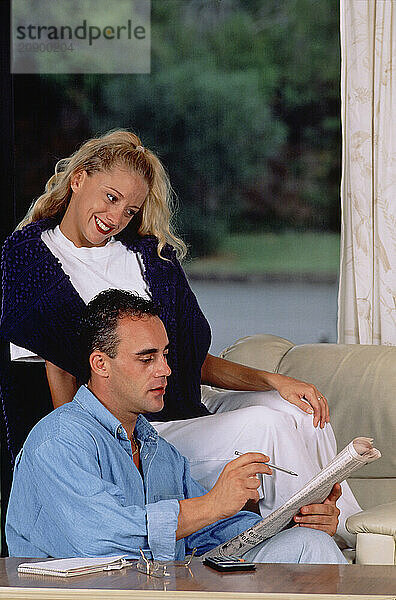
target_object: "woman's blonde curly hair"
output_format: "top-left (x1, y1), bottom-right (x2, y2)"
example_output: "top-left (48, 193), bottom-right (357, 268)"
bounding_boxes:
top-left (18, 129), bottom-right (187, 259)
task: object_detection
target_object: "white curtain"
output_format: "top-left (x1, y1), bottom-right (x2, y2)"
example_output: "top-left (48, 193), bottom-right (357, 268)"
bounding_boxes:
top-left (338, 0), bottom-right (396, 345)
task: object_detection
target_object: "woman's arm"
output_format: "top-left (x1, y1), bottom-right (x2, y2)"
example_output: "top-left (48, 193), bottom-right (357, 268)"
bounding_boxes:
top-left (45, 361), bottom-right (78, 409)
top-left (201, 353), bottom-right (329, 428)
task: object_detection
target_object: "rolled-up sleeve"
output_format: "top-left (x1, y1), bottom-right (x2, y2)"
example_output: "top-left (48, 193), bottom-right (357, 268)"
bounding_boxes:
top-left (146, 499), bottom-right (180, 560)
top-left (30, 436), bottom-right (180, 559)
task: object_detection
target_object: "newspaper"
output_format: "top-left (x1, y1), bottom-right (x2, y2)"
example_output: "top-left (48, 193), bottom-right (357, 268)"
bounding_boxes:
top-left (203, 437), bottom-right (381, 558)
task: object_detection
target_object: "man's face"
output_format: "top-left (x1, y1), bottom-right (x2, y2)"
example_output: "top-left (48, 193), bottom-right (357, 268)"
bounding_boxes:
top-left (102, 315), bottom-right (171, 417)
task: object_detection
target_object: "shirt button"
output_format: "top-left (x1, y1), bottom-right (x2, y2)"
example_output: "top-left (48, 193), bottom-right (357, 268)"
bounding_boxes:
top-left (117, 426), bottom-right (122, 436)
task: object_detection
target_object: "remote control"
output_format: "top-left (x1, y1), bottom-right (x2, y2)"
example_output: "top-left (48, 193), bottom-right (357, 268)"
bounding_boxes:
top-left (203, 555), bottom-right (256, 572)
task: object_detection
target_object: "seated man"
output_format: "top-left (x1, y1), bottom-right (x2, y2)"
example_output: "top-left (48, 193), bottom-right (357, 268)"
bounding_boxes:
top-left (6, 289), bottom-right (346, 563)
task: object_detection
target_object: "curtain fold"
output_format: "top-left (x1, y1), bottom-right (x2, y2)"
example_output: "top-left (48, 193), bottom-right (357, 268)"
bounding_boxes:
top-left (338, 0), bottom-right (396, 345)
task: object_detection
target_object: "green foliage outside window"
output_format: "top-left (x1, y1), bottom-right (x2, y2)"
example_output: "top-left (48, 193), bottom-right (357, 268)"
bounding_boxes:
top-left (31, 0), bottom-right (341, 258)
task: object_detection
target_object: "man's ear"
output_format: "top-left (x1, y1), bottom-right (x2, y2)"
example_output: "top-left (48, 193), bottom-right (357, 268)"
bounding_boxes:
top-left (70, 170), bottom-right (87, 193)
top-left (89, 351), bottom-right (110, 378)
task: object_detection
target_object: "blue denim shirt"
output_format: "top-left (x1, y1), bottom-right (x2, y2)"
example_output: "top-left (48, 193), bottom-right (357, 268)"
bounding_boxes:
top-left (6, 386), bottom-right (261, 559)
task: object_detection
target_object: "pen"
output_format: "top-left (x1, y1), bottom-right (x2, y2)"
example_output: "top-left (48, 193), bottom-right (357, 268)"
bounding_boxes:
top-left (234, 451), bottom-right (298, 476)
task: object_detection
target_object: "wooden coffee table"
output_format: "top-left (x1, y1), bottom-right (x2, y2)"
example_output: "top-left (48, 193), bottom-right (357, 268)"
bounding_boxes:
top-left (0, 558), bottom-right (394, 599)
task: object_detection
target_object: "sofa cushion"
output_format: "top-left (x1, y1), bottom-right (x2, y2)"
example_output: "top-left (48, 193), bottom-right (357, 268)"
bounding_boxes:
top-left (278, 343), bottom-right (396, 482)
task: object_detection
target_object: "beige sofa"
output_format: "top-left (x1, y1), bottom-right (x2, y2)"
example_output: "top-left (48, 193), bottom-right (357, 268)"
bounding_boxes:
top-left (216, 334), bottom-right (396, 564)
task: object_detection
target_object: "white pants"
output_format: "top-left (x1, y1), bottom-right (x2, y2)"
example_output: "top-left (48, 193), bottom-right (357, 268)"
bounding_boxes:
top-left (153, 387), bottom-right (361, 547)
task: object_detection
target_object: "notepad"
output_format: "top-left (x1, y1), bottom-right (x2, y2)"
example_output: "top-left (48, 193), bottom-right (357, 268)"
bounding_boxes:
top-left (17, 555), bottom-right (128, 577)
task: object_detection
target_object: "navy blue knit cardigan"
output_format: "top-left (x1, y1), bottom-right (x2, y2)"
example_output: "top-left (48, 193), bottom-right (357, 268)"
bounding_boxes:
top-left (0, 219), bottom-right (211, 459)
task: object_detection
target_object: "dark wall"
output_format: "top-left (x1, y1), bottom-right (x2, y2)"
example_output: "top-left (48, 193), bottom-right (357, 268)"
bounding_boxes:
top-left (1, 0), bottom-right (15, 243)
top-left (1, 0), bottom-right (14, 557)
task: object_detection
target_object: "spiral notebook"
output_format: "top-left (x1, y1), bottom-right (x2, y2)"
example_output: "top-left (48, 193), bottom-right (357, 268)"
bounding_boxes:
top-left (17, 555), bottom-right (128, 577)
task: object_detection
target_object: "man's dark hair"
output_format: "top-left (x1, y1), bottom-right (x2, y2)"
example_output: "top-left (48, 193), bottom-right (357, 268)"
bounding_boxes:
top-left (81, 289), bottom-right (160, 381)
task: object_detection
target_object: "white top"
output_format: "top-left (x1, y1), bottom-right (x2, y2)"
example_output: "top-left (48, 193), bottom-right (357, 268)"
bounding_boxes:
top-left (10, 226), bottom-right (150, 362)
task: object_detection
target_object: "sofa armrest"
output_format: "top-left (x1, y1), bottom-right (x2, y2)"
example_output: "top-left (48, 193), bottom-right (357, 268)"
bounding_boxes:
top-left (346, 502), bottom-right (396, 564)
top-left (219, 334), bottom-right (294, 372)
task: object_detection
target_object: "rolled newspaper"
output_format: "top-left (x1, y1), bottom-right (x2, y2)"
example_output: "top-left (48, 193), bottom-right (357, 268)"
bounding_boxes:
top-left (203, 437), bottom-right (381, 558)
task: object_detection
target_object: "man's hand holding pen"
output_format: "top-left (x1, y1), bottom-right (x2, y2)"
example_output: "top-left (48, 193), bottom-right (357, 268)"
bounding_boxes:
top-left (206, 452), bottom-right (272, 520)
top-left (235, 451), bottom-right (298, 476)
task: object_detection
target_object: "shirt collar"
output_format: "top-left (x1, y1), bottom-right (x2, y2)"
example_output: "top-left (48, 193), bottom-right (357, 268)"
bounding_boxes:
top-left (73, 385), bottom-right (158, 442)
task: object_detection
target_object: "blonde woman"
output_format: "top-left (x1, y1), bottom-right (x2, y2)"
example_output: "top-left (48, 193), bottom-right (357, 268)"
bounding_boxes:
top-left (0, 130), bottom-right (360, 545)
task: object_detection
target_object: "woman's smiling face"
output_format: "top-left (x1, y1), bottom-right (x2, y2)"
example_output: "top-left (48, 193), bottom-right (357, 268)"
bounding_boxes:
top-left (60, 165), bottom-right (149, 247)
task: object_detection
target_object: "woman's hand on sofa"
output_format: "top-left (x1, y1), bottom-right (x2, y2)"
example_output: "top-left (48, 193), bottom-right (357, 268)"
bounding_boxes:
top-left (268, 372), bottom-right (330, 428)
top-left (201, 354), bottom-right (329, 428)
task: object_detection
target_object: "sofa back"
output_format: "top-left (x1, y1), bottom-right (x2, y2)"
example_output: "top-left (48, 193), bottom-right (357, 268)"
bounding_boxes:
top-left (220, 334), bottom-right (396, 510)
